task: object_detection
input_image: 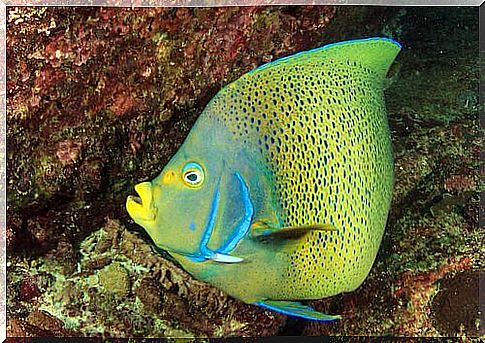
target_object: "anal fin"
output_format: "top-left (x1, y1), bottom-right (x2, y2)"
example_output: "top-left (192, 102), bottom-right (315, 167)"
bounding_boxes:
top-left (254, 300), bottom-right (341, 322)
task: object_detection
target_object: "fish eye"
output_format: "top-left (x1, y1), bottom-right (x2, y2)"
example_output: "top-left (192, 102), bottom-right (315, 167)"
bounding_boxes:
top-left (182, 162), bottom-right (205, 187)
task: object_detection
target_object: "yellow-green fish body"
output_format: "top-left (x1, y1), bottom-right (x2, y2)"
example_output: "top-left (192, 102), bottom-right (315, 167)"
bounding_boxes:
top-left (127, 37), bottom-right (400, 321)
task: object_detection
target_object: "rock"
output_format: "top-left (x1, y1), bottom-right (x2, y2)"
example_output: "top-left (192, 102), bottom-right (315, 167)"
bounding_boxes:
top-left (97, 262), bottom-right (131, 297)
top-left (26, 310), bottom-right (77, 336)
top-left (135, 276), bottom-right (163, 313)
top-left (19, 277), bottom-right (41, 302)
top-left (431, 270), bottom-right (480, 336)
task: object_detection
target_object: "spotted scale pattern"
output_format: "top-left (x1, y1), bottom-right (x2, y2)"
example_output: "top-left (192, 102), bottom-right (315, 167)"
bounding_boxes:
top-left (202, 40), bottom-right (395, 299)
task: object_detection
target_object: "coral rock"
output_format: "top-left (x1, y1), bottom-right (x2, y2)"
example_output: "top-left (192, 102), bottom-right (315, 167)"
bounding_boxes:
top-left (97, 262), bottom-right (131, 297)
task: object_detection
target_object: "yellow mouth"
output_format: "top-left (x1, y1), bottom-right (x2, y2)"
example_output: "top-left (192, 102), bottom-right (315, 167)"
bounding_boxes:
top-left (126, 182), bottom-right (156, 222)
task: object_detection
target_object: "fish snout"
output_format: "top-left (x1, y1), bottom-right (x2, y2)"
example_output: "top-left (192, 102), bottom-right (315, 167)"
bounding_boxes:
top-left (126, 182), bottom-right (157, 222)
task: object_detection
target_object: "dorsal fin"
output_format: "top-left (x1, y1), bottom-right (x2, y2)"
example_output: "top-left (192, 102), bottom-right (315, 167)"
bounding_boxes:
top-left (246, 37), bottom-right (401, 82)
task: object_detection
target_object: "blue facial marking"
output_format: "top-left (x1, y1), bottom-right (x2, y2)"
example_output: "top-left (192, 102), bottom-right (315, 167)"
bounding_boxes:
top-left (187, 172), bottom-right (251, 263)
top-left (188, 176), bottom-right (221, 263)
top-left (183, 162), bottom-right (203, 173)
top-left (189, 222), bottom-right (196, 232)
top-left (199, 178), bottom-right (220, 259)
top-left (217, 172), bottom-right (254, 254)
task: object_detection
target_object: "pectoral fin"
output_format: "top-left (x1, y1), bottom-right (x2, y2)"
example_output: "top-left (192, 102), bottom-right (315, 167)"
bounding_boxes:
top-left (251, 221), bottom-right (337, 239)
top-left (254, 300), bottom-right (341, 322)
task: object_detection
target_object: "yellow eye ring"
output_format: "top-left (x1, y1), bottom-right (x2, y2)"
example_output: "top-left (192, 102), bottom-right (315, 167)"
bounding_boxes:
top-left (182, 162), bottom-right (205, 188)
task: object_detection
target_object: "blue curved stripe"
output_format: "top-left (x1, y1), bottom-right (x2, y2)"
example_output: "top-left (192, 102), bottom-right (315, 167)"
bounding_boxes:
top-left (247, 37), bottom-right (401, 76)
top-left (217, 172), bottom-right (254, 254)
top-left (187, 173), bottom-right (252, 263)
top-left (200, 184), bottom-right (219, 252)
top-left (189, 178), bottom-right (221, 262)
top-left (186, 253), bottom-right (206, 263)
top-left (183, 162), bottom-right (203, 173)
top-left (254, 301), bottom-right (341, 322)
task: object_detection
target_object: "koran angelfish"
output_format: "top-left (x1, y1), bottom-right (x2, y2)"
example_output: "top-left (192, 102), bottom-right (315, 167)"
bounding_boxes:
top-left (126, 37), bottom-right (400, 321)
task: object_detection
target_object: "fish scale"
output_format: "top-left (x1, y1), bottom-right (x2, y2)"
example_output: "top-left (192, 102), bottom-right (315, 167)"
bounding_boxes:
top-left (126, 37), bottom-right (400, 320)
top-left (204, 41), bottom-right (395, 297)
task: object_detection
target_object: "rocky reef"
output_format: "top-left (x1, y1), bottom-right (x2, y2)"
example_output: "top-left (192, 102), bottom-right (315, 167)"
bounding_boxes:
top-left (6, 6), bottom-right (480, 339)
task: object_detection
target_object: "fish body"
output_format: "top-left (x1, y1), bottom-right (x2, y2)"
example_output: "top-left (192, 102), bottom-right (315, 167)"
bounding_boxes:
top-left (127, 37), bottom-right (400, 320)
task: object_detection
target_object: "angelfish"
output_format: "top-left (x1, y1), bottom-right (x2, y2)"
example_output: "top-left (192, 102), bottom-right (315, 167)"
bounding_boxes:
top-left (126, 37), bottom-right (400, 321)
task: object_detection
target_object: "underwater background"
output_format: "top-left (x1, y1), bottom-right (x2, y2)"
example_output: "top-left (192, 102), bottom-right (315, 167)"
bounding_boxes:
top-left (6, 6), bottom-right (480, 338)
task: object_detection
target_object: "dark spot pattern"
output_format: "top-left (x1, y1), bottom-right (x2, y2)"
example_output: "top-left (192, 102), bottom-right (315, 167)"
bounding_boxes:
top-left (203, 47), bottom-right (394, 298)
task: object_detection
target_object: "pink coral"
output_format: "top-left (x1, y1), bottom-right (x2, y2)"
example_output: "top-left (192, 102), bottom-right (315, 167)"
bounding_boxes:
top-left (393, 257), bottom-right (473, 336)
top-left (444, 175), bottom-right (475, 192)
top-left (19, 277), bottom-right (41, 302)
top-left (56, 140), bottom-right (82, 165)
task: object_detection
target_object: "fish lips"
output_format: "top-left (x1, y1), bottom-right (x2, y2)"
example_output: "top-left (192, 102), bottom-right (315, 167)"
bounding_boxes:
top-left (126, 182), bottom-right (157, 223)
